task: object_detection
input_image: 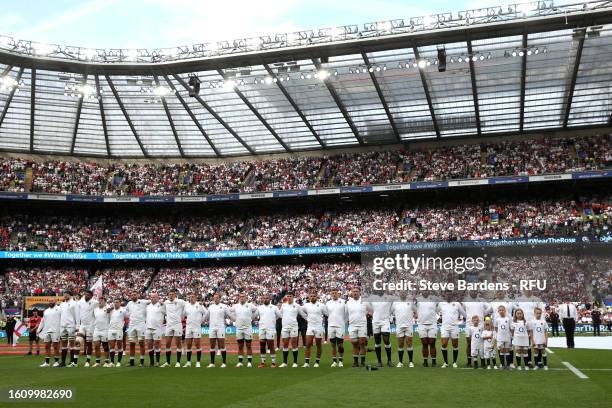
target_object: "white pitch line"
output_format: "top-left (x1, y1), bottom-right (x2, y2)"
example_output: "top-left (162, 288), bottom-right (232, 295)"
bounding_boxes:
top-left (562, 361), bottom-right (588, 379)
top-left (545, 348), bottom-right (555, 354)
top-left (580, 368), bottom-right (612, 371)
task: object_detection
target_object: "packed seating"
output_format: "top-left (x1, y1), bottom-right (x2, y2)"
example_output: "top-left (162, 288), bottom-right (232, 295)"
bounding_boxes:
top-left (91, 268), bottom-right (155, 301)
top-left (1, 195), bottom-right (610, 252)
top-left (2, 134), bottom-right (609, 196)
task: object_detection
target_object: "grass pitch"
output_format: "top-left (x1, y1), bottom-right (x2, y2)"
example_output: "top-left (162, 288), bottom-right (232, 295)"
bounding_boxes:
top-left (1, 337), bottom-right (610, 408)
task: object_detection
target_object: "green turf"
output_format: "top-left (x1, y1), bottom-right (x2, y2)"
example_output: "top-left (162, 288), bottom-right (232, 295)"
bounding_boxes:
top-left (1, 337), bottom-right (610, 408)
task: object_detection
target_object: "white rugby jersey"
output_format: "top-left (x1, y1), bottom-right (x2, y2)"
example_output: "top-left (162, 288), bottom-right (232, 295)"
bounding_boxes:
top-left (346, 298), bottom-right (370, 327)
top-left (126, 299), bottom-right (149, 326)
top-left (78, 298), bottom-right (98, 327)
top-left (208, 303), bottom-right (230, 329)
top-left (301, 301), bottom-right (328, 328)
top-left (463, 301), bottom-right (491, 322)
top-left (93, 306), bottom-right (110, 332)
top-left (437, 302), bottom-right (465, 325)
top-left (184, 302), bottom-right (207, 328)
top-left (416, 301), bottom-right (438, 325)
top-left (280, 302), bottom-right (303, 328)
top-left (511, 320), bottom-right (530, 341)
top-left (256, 304), bottom-right (281, 330)
top-left (483, 329), bottom-right (495, 349)
top-left (108, 307), bottom-right (126, 331)
top-left (467, 325), bottom-right (483, 346)
top-left (60, 299), bottom-right (78, 327)
top-left (370, 301), bottom-right (393, 323)
top-left (145, 302), bottom-right (165, 329)
top-left (164, 298), bottom-right (186, 327)
top-left (494, 315), bottom-right (512, 342)
top-left (530, 317), bottom-right (547, 345)
top-left (40, 305), bottom-right (61, 334)
top-left (325, 299), bottom-right (346, 328)
top-left (491, 301), bottom-right (513, 323)
top-left (391, 302), bottom-right (416, 328)
top-left (231, 302), bottom-right (256, 330)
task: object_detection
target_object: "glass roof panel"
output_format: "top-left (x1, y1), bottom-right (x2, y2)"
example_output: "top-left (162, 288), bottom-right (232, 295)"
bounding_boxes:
top-left (0, 67), bottom-right (30, 151)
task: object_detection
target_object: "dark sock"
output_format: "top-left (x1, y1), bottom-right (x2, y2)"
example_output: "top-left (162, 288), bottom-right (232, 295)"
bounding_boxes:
top-left (149, 350), bottom-right (154, 366)
top-left (385, 345), bottom-right (391, 362)
top-left (353, 355), bottom-right (358, 364)
top-left (398, 349), bottom-right (404, 363)
top-left (130, 356), bottom-right (135, 366)
top-left (305, 358), bottom-right (310, 365)
top-left (176, 351), bottom-right (181, 363)
top-left (431, 358), bottom-right (436, 366)
top-left (165, 351), bottom-right (171, 364)
top-left (360, 355), bottom-right (366, 365)
top-left (407, 348), bottom-right (413, 363)
top-left (110, 350), bottom-right (115, 363)
top-left (197, 350), bottom-right (201, 362)
top-left (375, 345), bottom-right (382, 363)
top-left (442, 348), bottom-right (448, 364)
top-left (238, 355), bottom-right (243, 364)
top-left (61, 349), bottom-right (67, 365)
top-left (45, 357), bottom-right (50, 364)
top-left (248, 355), bottom-right (252, 363)
top-left (283, 349), bottom-right (288, 364)
top-left (292, 349), bottom-right (298, 363)
top-left (210, 351), bottom-right (215, 364)
top-left (523, 356), bottom-right (529, 367)
top-left (118, 351), bottom-right (123, 363)
top-left (221, 350), bottom-right (226, 364)
top-left (467, 356), bottom-right (472, 366)
top-left (493, 357), bottom-right (497, 366)
top-left (480, 358), bottom-right (485, 368)
top-left (516, 356), bottom-right (522, 367)
top-left (506, 353), bottom-right (512, 366)
top-left (452, 348), bottom-right (458, 363)
top-left (155, 350), bottom-right (161, 363)
top-left (187, 351), bottom-right (192, 362)
top-left (140, 356), bottom-right (145, 366)
top-left (543, 356), bottom-right (547, 366)
top-left (315, 357), bottom-right (320, 364)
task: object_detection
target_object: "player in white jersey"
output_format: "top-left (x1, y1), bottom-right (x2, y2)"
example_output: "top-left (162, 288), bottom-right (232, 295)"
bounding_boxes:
top-left (494, 304), bottom-right (513, 369)
top-left (482, 319), bottom-right (497, 369)
top-left (183, 294), bottom-right (207, 368)
top-left (76, 290), bottom-right (98, 367)
top-left (346, 287), bottom-right (372, 368)
top-left (325, 288), bottom-right (346, 367)
top-left (462, 293), bottom-right (492, 367)
top-left (231, 293), bottom-right (257, 368)
top-left (207, 292), bottom-right (231, 368)
top-left (125, 291), bottom-right (149, 367)
top-left (161, 289), bottom-right (186, 368)
top-left (514, 291), bottom-right (545, 367)
top-left (92, 297), bottom-right (111, 367)
top-left (145, 292), bottom-right (165, 366)
top-left (108, 299), bottom-right (126, 367)
top-left (301, 291), bottom-right (328, 368)
top-left (467, 315), bottom-right (485, 369)
top-left (437, 299), bottom-right (465, 368)
top-left (530, 307), bottom-right (549, 370)
top-left (368, 296), bottom-right (394, 368)
top-left (416, 295), bottom-right (438, 367)
top-left (255, 294), bottom-right (281, 368)
top-left (279, 292), bottom-right (305, 368)
top-left (491, 291), bottom-right (513, 324)
top-left (59, 291), bottom-right (79, 367)
top-left (39, 299), bottom-right (61, 367)
top-left (391, 293), bottom-right (416, 368)
top-left (511, 308), bottom-right (531, 370)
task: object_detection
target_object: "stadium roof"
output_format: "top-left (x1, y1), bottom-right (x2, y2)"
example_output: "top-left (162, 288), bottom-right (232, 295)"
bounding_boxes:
top-left (0, 1), bottom-right (611, 158)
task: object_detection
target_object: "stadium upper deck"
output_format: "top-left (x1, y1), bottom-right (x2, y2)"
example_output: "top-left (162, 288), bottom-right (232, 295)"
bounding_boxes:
top-left (0, 1), bottom-right (611, 158)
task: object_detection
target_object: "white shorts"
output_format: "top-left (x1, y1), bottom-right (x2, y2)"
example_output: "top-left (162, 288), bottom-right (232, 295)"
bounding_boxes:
top-left (306, 326), bottom-right (324, 338)
top-left (236, 328), bottom-right (253, 341)
top-left (78, 324), bottom-right (94, 341)
top-left (127, 324), bottom-right (145, 342)
top-left (440, 324), bottom-right (459, 339)
top-left (396, 325), bottom-right (414, 338)
top-left (471, 344), bottom-right (484, 358)
top-left (92, 329), bottom-right (108, 343)
top-left (108, 329), bottom-right (124, 341)
top-left (497, 340), bottom-right (511, 349)
top-left (164, 326), bottom-right (183, 337)
top-left (373, 321), bottom-right (390, 334)
top-left (418, 324), bottom-right (437, 339)
top-left (209, 327), bottom-right (226, 339)
top-left (42, 332), bottom-right (60, 343)
top-left (281, 326), bottom-right (298, 339)
top-left (258, 328), bottom-right (275, 341)
top-left (533, 343), bottom-right (546, 349)
top-left (484, 347), bottom-right (496, 358)
top-left (328, 326), bottom-right (345, 339)
top-left (185, 327), bottom-right (202, 339)
top-left (59, 326), bottom-right (76, 340)
top-left (348, 325), bottom-right (367, 339)
top-left (513, 337), bottom-right (529, 348)
top-left (145, 327), bottom-right (163, 341)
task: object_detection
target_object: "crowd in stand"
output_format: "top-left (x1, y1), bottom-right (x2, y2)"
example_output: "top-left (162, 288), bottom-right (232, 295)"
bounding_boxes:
top-left (2, 196), bottom-right (609, 253)
top-left (1, 134), bottom-right (609, 196)
top-left (91, 268), bottom-right (154, 302)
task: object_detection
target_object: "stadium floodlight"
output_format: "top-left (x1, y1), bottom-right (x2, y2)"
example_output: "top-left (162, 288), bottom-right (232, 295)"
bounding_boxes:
top-left (32, 42), bottom-right (56, 56)
top-left (83, 48), bottom-right (97, 60)
top-left (318, 69), bottom-right (330, 80)
top-left (417, 59), bottom-right (427, 69)
top-left (518, 49), bottom-right (525, 57)
top-left (222, 79), bottom-right (237, 89)
top-left (516, 2), bottom-right (532, 16)
top-left (0, 75), bottom-right (18, 90)
top-left (264, 76), bottom-right (273, 84)
top-left (329, 27), bottom-right (344, 39)
top-left (153, 85), bottom-right (173, 96)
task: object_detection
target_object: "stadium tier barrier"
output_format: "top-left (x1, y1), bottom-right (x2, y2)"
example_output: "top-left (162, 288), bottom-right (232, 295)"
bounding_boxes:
top-left (1, 236), bottom-right (610, 260)
top-left (0, 170), bottom-right (611, 204)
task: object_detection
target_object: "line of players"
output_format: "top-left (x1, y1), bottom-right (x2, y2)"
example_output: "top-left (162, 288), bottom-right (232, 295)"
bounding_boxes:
top-left (35, 288), bottom-right (550, 370)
